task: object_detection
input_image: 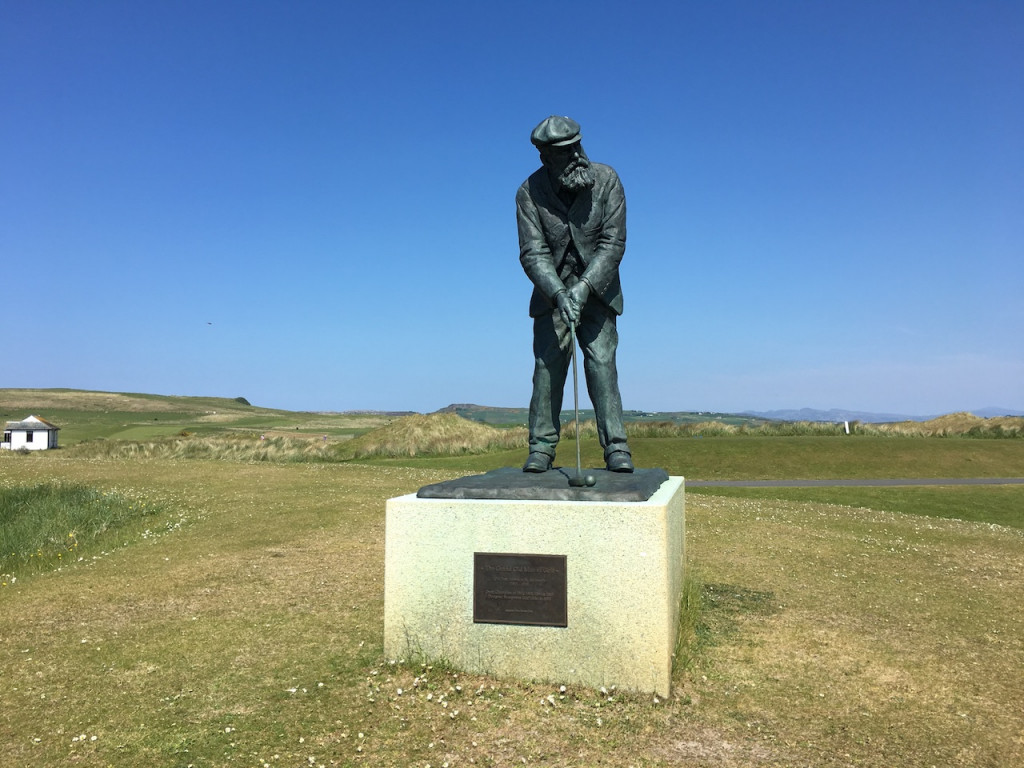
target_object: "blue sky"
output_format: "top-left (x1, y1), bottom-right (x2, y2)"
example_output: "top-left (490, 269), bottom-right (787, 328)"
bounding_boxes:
top-left (3, 1), bottom-right (1022, 415)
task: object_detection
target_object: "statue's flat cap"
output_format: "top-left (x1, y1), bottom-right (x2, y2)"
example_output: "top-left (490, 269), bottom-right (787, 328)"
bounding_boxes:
top-left (530, 116), bottom-right (582, 147)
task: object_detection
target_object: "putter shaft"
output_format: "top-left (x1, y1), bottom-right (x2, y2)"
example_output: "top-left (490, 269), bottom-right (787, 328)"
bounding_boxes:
top-left (571, 322), bottom-right (583, 483)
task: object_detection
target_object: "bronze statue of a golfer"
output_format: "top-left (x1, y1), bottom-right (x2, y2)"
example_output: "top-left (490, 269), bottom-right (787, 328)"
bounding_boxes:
top-left (517, 116), bottom-right (633, 474)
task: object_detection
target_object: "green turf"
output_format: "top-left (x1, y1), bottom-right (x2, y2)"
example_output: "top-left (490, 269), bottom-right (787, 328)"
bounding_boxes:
top-left (690, 484), bottom-right (1024, 529)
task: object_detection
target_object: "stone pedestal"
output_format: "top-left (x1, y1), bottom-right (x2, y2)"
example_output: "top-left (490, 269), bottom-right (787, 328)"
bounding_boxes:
top-left (383, 476), bottom-right (685, 696)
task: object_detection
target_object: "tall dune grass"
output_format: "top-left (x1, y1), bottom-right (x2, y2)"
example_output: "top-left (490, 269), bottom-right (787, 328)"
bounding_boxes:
top-left (338, 413), bottom-right (528, 458)
top-left (65, 434), bottom-right (338, 462)
top-left (64, 415), bottom-right (527, 462)
top-left (869, 411), bottom-right (1024, 437)
top-left (627, 413), bottom-right (1023, 438)
top-left (58, 412), bottom-right (1022, 465)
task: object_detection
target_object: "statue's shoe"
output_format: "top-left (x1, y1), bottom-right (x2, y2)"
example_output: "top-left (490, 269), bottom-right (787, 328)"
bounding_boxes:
top-left (605, 451), bottom-right (634, 473)
top-left (522, 452), bottom-right (553, 473)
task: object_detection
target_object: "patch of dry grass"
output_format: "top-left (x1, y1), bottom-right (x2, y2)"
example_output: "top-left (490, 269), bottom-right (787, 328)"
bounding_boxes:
top-left (1, 454), bottom-right (1021, 766)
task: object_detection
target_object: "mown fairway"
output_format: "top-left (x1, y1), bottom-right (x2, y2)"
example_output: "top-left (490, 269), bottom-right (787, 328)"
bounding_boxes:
top-left (2, 441), bottom-right (1022, 768)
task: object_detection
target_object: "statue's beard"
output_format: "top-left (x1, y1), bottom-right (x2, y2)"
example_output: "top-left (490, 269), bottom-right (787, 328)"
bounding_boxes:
top-left (558, 160), bottom-right (595, 192)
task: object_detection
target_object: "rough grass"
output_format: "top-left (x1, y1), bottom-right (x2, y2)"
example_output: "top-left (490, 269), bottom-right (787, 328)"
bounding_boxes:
top-left (0, 483), bottom-right (164, 581)
top-left (1, 453), bottom-right (1022, 767)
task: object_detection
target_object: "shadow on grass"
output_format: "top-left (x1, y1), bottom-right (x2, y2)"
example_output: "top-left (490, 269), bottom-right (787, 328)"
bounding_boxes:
top-left (698, 583), bottom-right (778, 648)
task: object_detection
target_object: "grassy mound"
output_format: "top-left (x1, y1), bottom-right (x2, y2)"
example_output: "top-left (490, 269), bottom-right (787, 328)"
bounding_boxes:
top-left (339, 412), bottom-right (527, 458)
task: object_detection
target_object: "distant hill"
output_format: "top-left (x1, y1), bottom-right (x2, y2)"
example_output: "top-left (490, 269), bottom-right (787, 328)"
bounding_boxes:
top-left (743, 407), bottom-right (1024, 423)
top-left (742, 408), bottom-right (924, 424)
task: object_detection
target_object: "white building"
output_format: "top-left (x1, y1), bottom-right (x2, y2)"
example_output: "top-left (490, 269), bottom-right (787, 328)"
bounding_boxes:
top-left (2, 415), bottom-right (60, 450)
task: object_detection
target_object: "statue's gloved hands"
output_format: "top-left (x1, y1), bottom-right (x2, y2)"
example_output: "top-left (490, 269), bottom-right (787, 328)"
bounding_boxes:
top-left (555, 290), bottom-right (581, 327)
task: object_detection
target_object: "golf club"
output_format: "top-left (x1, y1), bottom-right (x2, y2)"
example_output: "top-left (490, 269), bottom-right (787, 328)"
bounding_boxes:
top-left (568, 321), bottom-right (597, 488)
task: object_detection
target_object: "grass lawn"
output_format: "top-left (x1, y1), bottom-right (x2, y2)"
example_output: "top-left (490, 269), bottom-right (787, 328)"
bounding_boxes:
top-left (691, 484), bottom-right (1024, 530)
top-left (1, 447), bottom-right (1022, 766)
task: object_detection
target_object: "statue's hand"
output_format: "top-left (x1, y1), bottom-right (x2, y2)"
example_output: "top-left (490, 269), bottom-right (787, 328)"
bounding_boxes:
top-left (568, 280), bottom-right (591, 310)
top-left (556, 291), bottom-right (580, 327)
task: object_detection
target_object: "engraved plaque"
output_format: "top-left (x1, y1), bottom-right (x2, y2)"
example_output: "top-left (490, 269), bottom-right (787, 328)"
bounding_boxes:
top-left (473, 553), bottom-right (567, 627)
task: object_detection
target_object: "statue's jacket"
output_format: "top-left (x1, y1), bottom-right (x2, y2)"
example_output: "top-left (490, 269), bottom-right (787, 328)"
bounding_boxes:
top-left (516, 162), bottom-right (626, 318)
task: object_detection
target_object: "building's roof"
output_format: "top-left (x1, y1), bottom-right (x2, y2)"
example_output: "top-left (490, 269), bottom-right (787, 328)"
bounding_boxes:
top-left (3, 415), bottom-right (60, 431)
